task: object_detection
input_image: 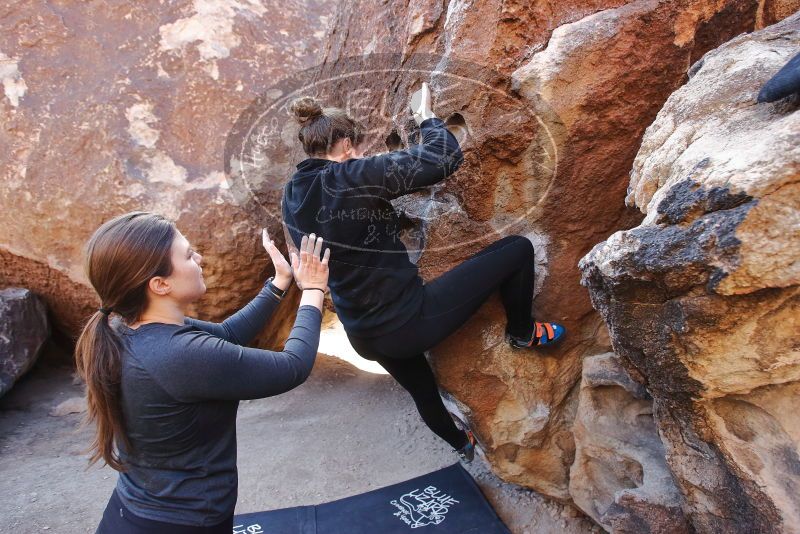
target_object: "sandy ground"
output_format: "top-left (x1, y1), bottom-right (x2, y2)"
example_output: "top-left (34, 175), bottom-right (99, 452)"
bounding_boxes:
top-left (0, 341), bottom-right (598, 534)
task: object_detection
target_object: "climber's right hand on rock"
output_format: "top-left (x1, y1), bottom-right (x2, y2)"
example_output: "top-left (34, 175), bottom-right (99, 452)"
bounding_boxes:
top-left (290, 233), bottom-right (330, 292)
top-left (410, 81), bottom-right (437, 126)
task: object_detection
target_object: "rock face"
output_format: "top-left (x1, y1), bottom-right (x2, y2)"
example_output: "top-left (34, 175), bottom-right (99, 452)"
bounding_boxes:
top-left (316, 0), bottom-right (800, 499)
top-left (0, 0), bottom-right (333, 343)
top-left (2, 0), bottom-right (799, 530)
top-left (570, 353), bottom-right (689, 533)
top-left (580, 12), bottom-right (800, 533)
top-left (0, 288), bottom-right (49, 397)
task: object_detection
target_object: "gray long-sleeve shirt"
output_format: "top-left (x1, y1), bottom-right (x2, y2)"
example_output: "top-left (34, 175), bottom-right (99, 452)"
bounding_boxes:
top-left (112, 283), bottom-right (321, 526)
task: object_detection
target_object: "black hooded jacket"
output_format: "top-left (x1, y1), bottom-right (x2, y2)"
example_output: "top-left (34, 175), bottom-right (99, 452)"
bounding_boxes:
top-left (282, 117), bottom-right (464, 338)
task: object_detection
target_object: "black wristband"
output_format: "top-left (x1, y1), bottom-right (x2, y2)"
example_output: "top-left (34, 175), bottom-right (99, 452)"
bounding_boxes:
top-left (264, 276), bottom-right (287, 298)
top-left (304, 287), bottom-right (325, 294)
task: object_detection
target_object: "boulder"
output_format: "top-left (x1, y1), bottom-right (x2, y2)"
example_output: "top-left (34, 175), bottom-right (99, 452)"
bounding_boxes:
top-left (316, 0), bottom-right (799, 498)
top-left (0, 288), bottom-right (49, 397)
top-left (569, 352), bottom-right (689, 533)
top-left (0, 0), bottom-right (334, 345)
top-left (580, 12), bottom-right (800, 532)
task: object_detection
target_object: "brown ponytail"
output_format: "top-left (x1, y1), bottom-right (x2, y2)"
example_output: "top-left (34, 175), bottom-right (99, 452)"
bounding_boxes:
top-left (289, 96), bottom-right (366, 156)
top-left (74, 211), bottom-right (176, 471)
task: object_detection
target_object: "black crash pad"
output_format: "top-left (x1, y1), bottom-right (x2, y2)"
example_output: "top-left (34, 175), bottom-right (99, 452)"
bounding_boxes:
top-left (232, 463), bottom-right (510, 534)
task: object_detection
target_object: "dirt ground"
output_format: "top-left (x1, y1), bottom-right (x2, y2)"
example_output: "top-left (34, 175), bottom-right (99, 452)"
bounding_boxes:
top-left (0, 341), bottom-right (598, 534)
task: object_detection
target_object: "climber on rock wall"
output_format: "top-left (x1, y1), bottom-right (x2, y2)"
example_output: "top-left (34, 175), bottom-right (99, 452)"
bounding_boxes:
top-left (281, 82), bottom-right (566, 463)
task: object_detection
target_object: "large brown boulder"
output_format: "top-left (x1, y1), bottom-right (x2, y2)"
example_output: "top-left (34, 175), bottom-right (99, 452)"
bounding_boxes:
top-left (0, 0), bottom-right (333, 344)
top-left (579, 11), bottom-right (800, 533)
top-left (312, 0), bottom-right (800, 499)
top-left (0, 288), bottom-right (49, 397)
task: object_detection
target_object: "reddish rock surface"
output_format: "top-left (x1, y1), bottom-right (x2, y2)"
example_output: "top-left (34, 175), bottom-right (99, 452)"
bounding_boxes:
top-left (2, 1), bottom-right (799, 530)
top-left (314, 0), bottom-right (800, 499)
top-left (0, 0), bottom-right (334, 345)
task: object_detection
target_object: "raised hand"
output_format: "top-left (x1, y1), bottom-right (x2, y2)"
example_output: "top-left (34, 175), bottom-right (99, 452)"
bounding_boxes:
top-left (409, 81), bottom-right (436, 126)
top-left (290, 233), bottom-right (330, 292)
top-left (262, 228), bottom-right (292, 289)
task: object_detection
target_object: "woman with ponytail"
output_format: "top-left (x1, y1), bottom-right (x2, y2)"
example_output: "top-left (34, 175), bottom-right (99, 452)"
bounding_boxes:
top-left (282, 86), bottom-right (566, 464)
top-left (74, 211), bottom-right (329, 533)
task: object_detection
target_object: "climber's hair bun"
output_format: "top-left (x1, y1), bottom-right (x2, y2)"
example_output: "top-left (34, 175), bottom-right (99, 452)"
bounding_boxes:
top-left (290, 96), bottom-right (324, 125)
top-left (289, 96), bottom-right (365, 157)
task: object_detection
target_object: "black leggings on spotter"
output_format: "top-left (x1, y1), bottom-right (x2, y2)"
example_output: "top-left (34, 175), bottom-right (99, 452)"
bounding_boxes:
top-left (346, 235), bottom-right (536, 450)
top-left (96, 489), bottom-right (233, 534)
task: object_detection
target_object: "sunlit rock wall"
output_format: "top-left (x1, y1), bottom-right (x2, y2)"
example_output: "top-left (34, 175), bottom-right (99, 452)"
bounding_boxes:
top-left (0, 0), bottom-right (333, 344)
top-left (319, 0), bottom-right (799, 499)
top-left (580, 11), bottom-right (800, 532)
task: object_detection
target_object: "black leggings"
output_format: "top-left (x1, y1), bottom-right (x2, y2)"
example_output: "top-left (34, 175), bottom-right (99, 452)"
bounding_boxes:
top-left (346, 235), bottom-right (536, 450)
top-left (96, 489), bottom-right (233, 534)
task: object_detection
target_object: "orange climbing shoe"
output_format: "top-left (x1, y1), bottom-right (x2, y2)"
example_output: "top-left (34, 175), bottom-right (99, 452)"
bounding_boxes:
top-left (508, 321), bottom-right (566, 348)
